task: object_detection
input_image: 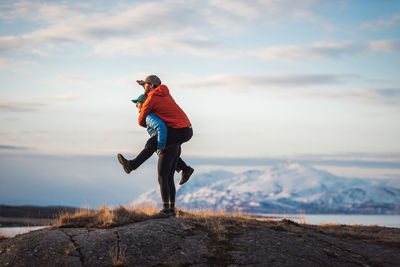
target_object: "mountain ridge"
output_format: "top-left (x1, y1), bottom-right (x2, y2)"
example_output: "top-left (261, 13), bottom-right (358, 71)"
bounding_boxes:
top-left (134, 161), bottom-right (400, 214)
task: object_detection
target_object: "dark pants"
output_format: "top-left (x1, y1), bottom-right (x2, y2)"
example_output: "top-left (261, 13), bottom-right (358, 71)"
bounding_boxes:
top-left (129, 135), bottom-right (188, 172)
top-left (157, 127), bottom-right (193, 207)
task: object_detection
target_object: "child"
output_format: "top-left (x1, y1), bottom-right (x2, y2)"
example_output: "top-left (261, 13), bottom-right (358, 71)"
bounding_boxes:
top-left (117, 94), bottom-right (194, 186)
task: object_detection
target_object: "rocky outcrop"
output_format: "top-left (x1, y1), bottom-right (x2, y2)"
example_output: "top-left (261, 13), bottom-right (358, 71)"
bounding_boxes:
top-left (1, 217), bottom-right (400, 266)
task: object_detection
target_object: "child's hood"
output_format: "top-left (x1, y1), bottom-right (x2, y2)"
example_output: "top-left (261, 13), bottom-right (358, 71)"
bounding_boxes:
top-left (149, 84), bottom-right (170, 97)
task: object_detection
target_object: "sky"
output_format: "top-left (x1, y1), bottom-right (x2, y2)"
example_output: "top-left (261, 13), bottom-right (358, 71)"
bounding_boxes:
top-left (1, 0), bottom-right (400, 207)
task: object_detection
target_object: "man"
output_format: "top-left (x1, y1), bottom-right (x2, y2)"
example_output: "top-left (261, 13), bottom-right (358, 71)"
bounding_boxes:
top-left (137, 75), bottom-right (193, 218)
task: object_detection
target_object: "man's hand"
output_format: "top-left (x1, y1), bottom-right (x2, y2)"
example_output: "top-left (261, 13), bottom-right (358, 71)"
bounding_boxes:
top-left (136, 80), bottom-right (145, 86)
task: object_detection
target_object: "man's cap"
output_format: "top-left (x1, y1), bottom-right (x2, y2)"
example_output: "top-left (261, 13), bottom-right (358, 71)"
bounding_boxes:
top-left (132, 94), bottom-right (145, 103)
top-left (144, 75), bottom-right (161, 86)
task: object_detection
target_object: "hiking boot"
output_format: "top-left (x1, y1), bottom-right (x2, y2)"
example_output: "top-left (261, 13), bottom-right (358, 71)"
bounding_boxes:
top-left (169, 208), bottom-right (176, 217)
top-left (117, 154), bottom-right (132, 174)
top-left (149, 209), bottom-right (171, 219)
top-left (179, 166), bottom-right (194, 185)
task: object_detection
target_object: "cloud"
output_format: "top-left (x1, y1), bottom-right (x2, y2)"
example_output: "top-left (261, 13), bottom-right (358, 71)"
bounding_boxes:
top-left (0, 100), bottom-right (46, 112)
top-left (93, 34), bottom-right (220, 57)
top-left (303, 87), bottom-right (400, 106)
top-left (174, 74), bottom-right (400, 106)
top-left (173, 73), bottom-right (358, 89)
top-left (340, 88), bottom-right (400, 105)
top-left (1, 1), bottom-right (397, 61)
top-left (0, 57), bottom-right (12, 68)
top-left (0, 144), bottom-right (28, 150)
top-left (258, 41), bottom-right (366, 60)
top-left (1, 1), bottom-right (218, 57)
top-left (298, 152), bottom-right (400, 164)
top-left (203, 0), bottom-right (318, 29)
top-left (360, 13), bottom-right (400, 31)
top-left (92, 38), bottom-right (400, 59)
top-left (0, 56), bottom-right (39, 71)
top-left (0, 1), bottom-right (185, 53)
top-left (0, 95), bottom-right (83, 112)
top-left (0, 0), bottom-right (319, 56)
top-left (47, 75), bottom-right (88, 82)
top-left (42, 94), bottom-right (83, 102)
top-left (91, 38), bottom-right (400, 60)
top-left (369, 40), bottom-right (400, 53)
top-left (94, 38), bottom-right (400, 59)
top-left (187, 154), bottom-right (400, 169)
top-left (1, 0), bottom-right (318, 27)
top-left (246, 40), bottom-right (400, 61)
top-left (42, 75), bottom-right (90, 87)
top-left (0, 1), bottom-right (123, 26)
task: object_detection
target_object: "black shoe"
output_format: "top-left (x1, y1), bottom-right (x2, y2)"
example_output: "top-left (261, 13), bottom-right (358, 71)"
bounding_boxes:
top-left (169, 208), bottom-right (176, 217)
top-left (149, 209), bottom-right (171, 219)
top-left (117, 154), bottom-right (132, 174)
top-left (179, 166), bottom-right (194, 185)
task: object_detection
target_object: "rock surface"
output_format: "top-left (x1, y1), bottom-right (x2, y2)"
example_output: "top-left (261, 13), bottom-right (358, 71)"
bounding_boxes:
top-left (1, 217), bottom-right (399, 266)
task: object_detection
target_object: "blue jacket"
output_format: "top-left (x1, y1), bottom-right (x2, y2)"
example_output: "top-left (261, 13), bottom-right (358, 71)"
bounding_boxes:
top-left (145, 113), bottom-right (167, 148)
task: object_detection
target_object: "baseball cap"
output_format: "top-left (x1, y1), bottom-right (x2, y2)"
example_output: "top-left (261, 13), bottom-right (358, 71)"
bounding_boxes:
top-left (131, 94), bottom-right (145, 103)
top-left (144, 75), bottom-right (161, 86)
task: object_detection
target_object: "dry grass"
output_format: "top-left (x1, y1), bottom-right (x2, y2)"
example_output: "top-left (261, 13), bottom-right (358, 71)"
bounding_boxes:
top-left (309, 224), bottom-right (400, 246)
top-left (264, 218), bottom-right (304, 234)
top-left (176, 208), bottom-right (256, 241)
top-left (177, 207), bottom-right (254, 223)
top-left (297, 212), bottom-right (307, 224)
top-left (56, 205), bottom-right (157, 228)
top-left (55, 205), bottom-right (258, 238)
top-left (264, 217), bottom-right (400, 246)
top-left (55, 205), bottom-right (400, 247)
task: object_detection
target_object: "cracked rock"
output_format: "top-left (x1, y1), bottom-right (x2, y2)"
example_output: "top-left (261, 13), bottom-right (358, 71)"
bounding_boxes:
top-left (1, 217), bottom-right (400, 266)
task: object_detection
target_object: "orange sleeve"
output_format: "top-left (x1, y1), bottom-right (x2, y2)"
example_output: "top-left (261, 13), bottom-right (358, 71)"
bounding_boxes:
top-left (138, 96), bottom-right (154, 127)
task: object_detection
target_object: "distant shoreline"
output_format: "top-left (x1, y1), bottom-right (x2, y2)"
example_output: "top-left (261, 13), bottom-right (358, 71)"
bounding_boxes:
top-left (0, 205), bottom-right (78, 227)
top-left (0, 216), bottom-right (54, 227)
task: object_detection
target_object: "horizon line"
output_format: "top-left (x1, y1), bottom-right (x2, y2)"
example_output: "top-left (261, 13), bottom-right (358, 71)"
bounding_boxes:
top-left (1, 151), bottom-right (400, 169)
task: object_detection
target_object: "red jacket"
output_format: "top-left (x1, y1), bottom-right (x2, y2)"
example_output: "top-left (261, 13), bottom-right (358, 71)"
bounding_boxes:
top-left (138, 85), bottom-right (191, 128)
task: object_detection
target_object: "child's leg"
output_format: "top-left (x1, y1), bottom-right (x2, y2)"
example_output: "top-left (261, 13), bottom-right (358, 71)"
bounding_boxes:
top-left (130, 135), bottom-right (157, 170)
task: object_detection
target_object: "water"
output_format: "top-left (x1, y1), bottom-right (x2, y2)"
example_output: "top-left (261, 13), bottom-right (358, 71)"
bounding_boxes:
top-left (0, 226), bottom-right (49, 238)
top-left (260, 214), bottom-right (400, 228)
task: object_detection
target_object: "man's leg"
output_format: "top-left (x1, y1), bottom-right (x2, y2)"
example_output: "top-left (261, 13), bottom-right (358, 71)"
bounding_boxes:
top-left (168, 145), bottom-right (181, 215)
top-left (155, 144), bottom-right (180, 217)
top-left (167, 127), bottom-right (194, 185)
top-left (175, 157), bottom-right (187, 172)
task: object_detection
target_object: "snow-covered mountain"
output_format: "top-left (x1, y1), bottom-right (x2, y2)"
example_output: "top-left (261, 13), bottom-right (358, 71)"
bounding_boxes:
top-left (133, 162), bottom-right (400, 214)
